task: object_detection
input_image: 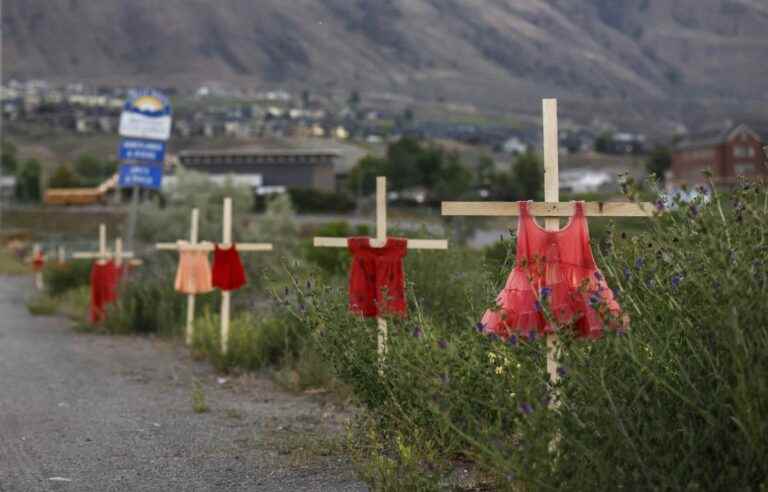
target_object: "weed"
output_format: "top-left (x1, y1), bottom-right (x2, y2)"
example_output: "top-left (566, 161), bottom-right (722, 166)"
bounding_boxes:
top-left (191, 381), bottom-right (209, 414)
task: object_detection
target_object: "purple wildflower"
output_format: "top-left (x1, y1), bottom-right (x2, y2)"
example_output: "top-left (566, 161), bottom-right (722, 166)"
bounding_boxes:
top-left (557, 366), bottom-right (567, 377)
top-left (412, 327), bottom-right (423, 338)
top-left (519, 402), bottom-right (533, 415)
top-left (689, 204), bottom-right (699, 217)
top-left (489, 333), bottom-right (499, 342)
top-left (528, 330), bottom-right (537, 342)
top-left (655, 199), bottom-right (665, 211)
top-left (623, 267), bottom-right (632, 281)
top-left (671, 273), bottom-right (683, 289)
top-left (635, 257), bottom-right (645, 269)
top-left (474, 322), bottom-right (485, 333)
top-left (506, 335), bottom-right (518, 347)
top-left (590, 293), bottom-right (601, 306)
top-left (540, 287), bottom-right (552, 300)
top-left (534, 300), bottom-right (542, 312)
top-left (611, 288), bottom-right (620, 299)
top-left (437, 339), bottom-right (448, 350)
top-left (594, 271), bottom-right (603, 281)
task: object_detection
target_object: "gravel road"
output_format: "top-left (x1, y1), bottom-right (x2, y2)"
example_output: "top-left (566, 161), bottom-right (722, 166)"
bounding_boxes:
top-left (0, 276), bottom-right (367, 492)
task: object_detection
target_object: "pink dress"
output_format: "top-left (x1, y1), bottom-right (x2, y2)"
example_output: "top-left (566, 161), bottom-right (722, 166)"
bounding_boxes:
top-left (481, 201), bottom-right (623, 338)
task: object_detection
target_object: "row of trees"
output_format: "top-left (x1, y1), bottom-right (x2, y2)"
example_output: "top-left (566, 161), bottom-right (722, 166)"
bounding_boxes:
top-left (1, 141), bottom-right (116, 202)
top-left (346, 137), bottom-right (545, 203)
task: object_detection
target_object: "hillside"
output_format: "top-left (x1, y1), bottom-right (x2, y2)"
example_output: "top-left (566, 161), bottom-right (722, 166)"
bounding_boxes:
top-left (3, 0), bottom-right (768, 125)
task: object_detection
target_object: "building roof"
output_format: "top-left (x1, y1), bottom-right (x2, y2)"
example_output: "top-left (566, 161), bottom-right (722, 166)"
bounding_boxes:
top-left (179, 149), bottom-right (340, 158)
top-left (676, 124), bottom-right (763, 151)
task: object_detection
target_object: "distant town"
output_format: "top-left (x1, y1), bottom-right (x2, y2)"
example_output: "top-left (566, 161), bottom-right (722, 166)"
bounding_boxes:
top-left (2, 79), bottom-right (766, 208)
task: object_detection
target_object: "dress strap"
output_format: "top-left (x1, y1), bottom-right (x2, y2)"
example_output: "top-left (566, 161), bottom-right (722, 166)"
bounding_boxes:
top-left (574, 201), bottom-right (585, 216)
top-left (518, 201), bottom-right (530, 217)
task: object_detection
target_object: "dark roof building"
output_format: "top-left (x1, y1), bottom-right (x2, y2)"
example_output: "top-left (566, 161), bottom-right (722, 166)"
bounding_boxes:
top-left (669, 124), bottom-right (765, 188)
top-left (178, 149), bottom-right (339, 192)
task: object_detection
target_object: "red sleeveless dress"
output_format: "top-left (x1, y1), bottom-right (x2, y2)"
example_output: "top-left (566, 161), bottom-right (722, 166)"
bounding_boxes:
top-left (347, 237), bottom-right (408, 318)
top-left (481, 201), bottom-right (623, 338)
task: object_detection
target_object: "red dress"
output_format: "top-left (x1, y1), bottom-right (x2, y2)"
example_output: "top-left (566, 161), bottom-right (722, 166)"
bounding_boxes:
top-left (347, 237), bottom-right (407, 318)
top-left (482, 201), bottom-right (623, 338)
top-left (90, 260), bottom-right (120, 324)
top-left (32, 251), bottom-right (45, 272)
top-left (211, 244), bottom-right (247, 291)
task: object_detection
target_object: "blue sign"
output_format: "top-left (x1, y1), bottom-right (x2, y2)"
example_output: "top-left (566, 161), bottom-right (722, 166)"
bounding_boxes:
top-left (119, 88), bottom-right (173, 141)
top-left (118, 138), bottom-right (165, 163)
top-left (118, 163), bottom-right (164, 190)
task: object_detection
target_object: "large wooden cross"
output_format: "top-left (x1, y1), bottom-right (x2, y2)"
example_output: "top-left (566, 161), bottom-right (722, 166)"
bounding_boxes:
top-left (313, 176), bottom-right (449, 366)
top-left (442, 99), bottom-right (653, 393)
top-left (156, 198), bottom-right (273, 354)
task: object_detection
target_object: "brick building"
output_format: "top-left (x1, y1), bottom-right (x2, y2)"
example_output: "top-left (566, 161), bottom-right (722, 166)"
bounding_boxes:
top-left (669, 124), bottom-right (765, 188)
top-left (177, 149), bottom-right (339, 193)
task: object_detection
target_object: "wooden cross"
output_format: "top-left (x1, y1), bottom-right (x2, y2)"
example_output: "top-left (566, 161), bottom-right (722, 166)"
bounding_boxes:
top-left (72, 224), bottom-right (137, 265)
top-left (156, 198), bottom-right (273, 354)
top-left (442, 99), bottom-right (653, 396)
top-left (313, 176), bottom-right (449, 367)
top-left (154, 208), bottom-right (203, 345)
top-left (31, 243), bottom-right (45, 291)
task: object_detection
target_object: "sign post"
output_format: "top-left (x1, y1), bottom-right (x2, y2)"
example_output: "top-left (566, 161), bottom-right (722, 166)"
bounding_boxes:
top-left (117, 89), bottom-right (172, 252)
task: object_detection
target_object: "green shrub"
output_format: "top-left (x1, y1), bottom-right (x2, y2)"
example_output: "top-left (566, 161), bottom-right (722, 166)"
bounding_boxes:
top-left (191, 308), bottom-right (310, 373)
top-left (44, 260), bottom-right (92, 297)
top-left (287, 189), bottom-right (356, 213)
top-left (283, 179), bottom-right (768, 489)
top-left (103, 262), bottom-right (190, 335)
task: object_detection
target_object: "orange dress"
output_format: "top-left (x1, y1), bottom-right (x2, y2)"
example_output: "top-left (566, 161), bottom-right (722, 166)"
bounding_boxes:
top-left (481, 201), bottom-right (623, 339)
top-left (174, 241), bottom-right (214, 294)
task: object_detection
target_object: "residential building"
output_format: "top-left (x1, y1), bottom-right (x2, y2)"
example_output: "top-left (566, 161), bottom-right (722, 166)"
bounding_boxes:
top-left (669, 124), bottom-right (765, 188)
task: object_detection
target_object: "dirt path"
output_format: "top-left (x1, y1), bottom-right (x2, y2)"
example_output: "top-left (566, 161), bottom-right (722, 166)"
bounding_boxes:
top-left (0, 276), bottom-right (366, 491)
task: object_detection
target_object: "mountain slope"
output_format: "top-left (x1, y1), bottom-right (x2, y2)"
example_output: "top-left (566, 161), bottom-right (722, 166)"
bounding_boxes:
top-left (3, 0), bottom-right (768, 120)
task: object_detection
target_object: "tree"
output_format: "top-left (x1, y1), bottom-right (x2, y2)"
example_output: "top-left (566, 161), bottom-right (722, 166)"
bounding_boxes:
top-left (74, 154), bottom-right (115, 186)
top-left (476, 155), bottom-right (495, 186)
top-left (646, 145), bottom-right (672, 181)
top-left (594, 131), bottom-right (614, 154)
top-left (48, 165), bottom-right (82, 188)
top-left (434, 154), bottom-right (472, 199)
top-left (511, 151), bottom-right (544, 200)
top-left (15, 159), bottom-right (42, 202)
top-left (1, 141), bottom-right (18, 174)
top-left (347, 155), bottom-right (388, 196)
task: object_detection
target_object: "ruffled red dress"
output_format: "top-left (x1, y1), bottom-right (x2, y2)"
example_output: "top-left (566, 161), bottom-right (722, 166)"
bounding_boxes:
top-left (481, 201), bottom-right (623, 338)
top-left (90, 260), bottom-right (120, 324)
top-left (211, 244), bottom-right (247, 291)
top-left (347, 237), bottom-right (408, 318)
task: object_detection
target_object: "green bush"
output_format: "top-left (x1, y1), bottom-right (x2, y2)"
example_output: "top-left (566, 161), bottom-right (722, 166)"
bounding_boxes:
top-left (282, 179), bottom-right (768, 489)
top-left (286, 189), bottom-right (356, 213)
top-left (191, 308), bottom-right (309, 373)
top-left (43, 260), bottom-right (92, 297)
top-left (103, 263), bottom-right (191, 335)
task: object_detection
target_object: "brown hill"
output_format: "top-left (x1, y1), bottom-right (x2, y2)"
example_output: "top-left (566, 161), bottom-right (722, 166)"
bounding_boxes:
top-left (3, 0), bottom-right (768, 124)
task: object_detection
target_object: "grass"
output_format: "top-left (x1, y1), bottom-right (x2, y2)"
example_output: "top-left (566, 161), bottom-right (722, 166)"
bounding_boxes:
top-left (0, 248), bottom-right (30, 275)
top-left (26, 286), bottom-right (90, 322)
top-left (191, 381), bottom-right (209, 413)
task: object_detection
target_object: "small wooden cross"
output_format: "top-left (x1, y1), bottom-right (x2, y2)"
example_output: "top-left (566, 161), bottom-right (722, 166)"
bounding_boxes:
top-left (30, 243), bottom-right (45, 291)
top-left (156, 197), bottom-right (273, 354)
top-left (72, 224), bottom-right (137, 265)
top-left (442, 99), bottom-right (653, 396)
top-left (154, 208), bottom-right (204, 345)
top-left (313, 176), bottom-right (449, 367)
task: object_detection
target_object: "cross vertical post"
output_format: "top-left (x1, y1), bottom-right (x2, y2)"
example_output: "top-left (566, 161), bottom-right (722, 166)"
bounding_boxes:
top-left (220, 198), bottom-right (233, 355)
top-left (542, 98), bottom-right (561, 390)
top-left (375, 177), bottom-right (388, 362)
top-left (58, 245), bottom-right (66, 264)
top-left (33, 243), bottom-right (44, 291)
top-left (186, 208), bottom-right (200, 345)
